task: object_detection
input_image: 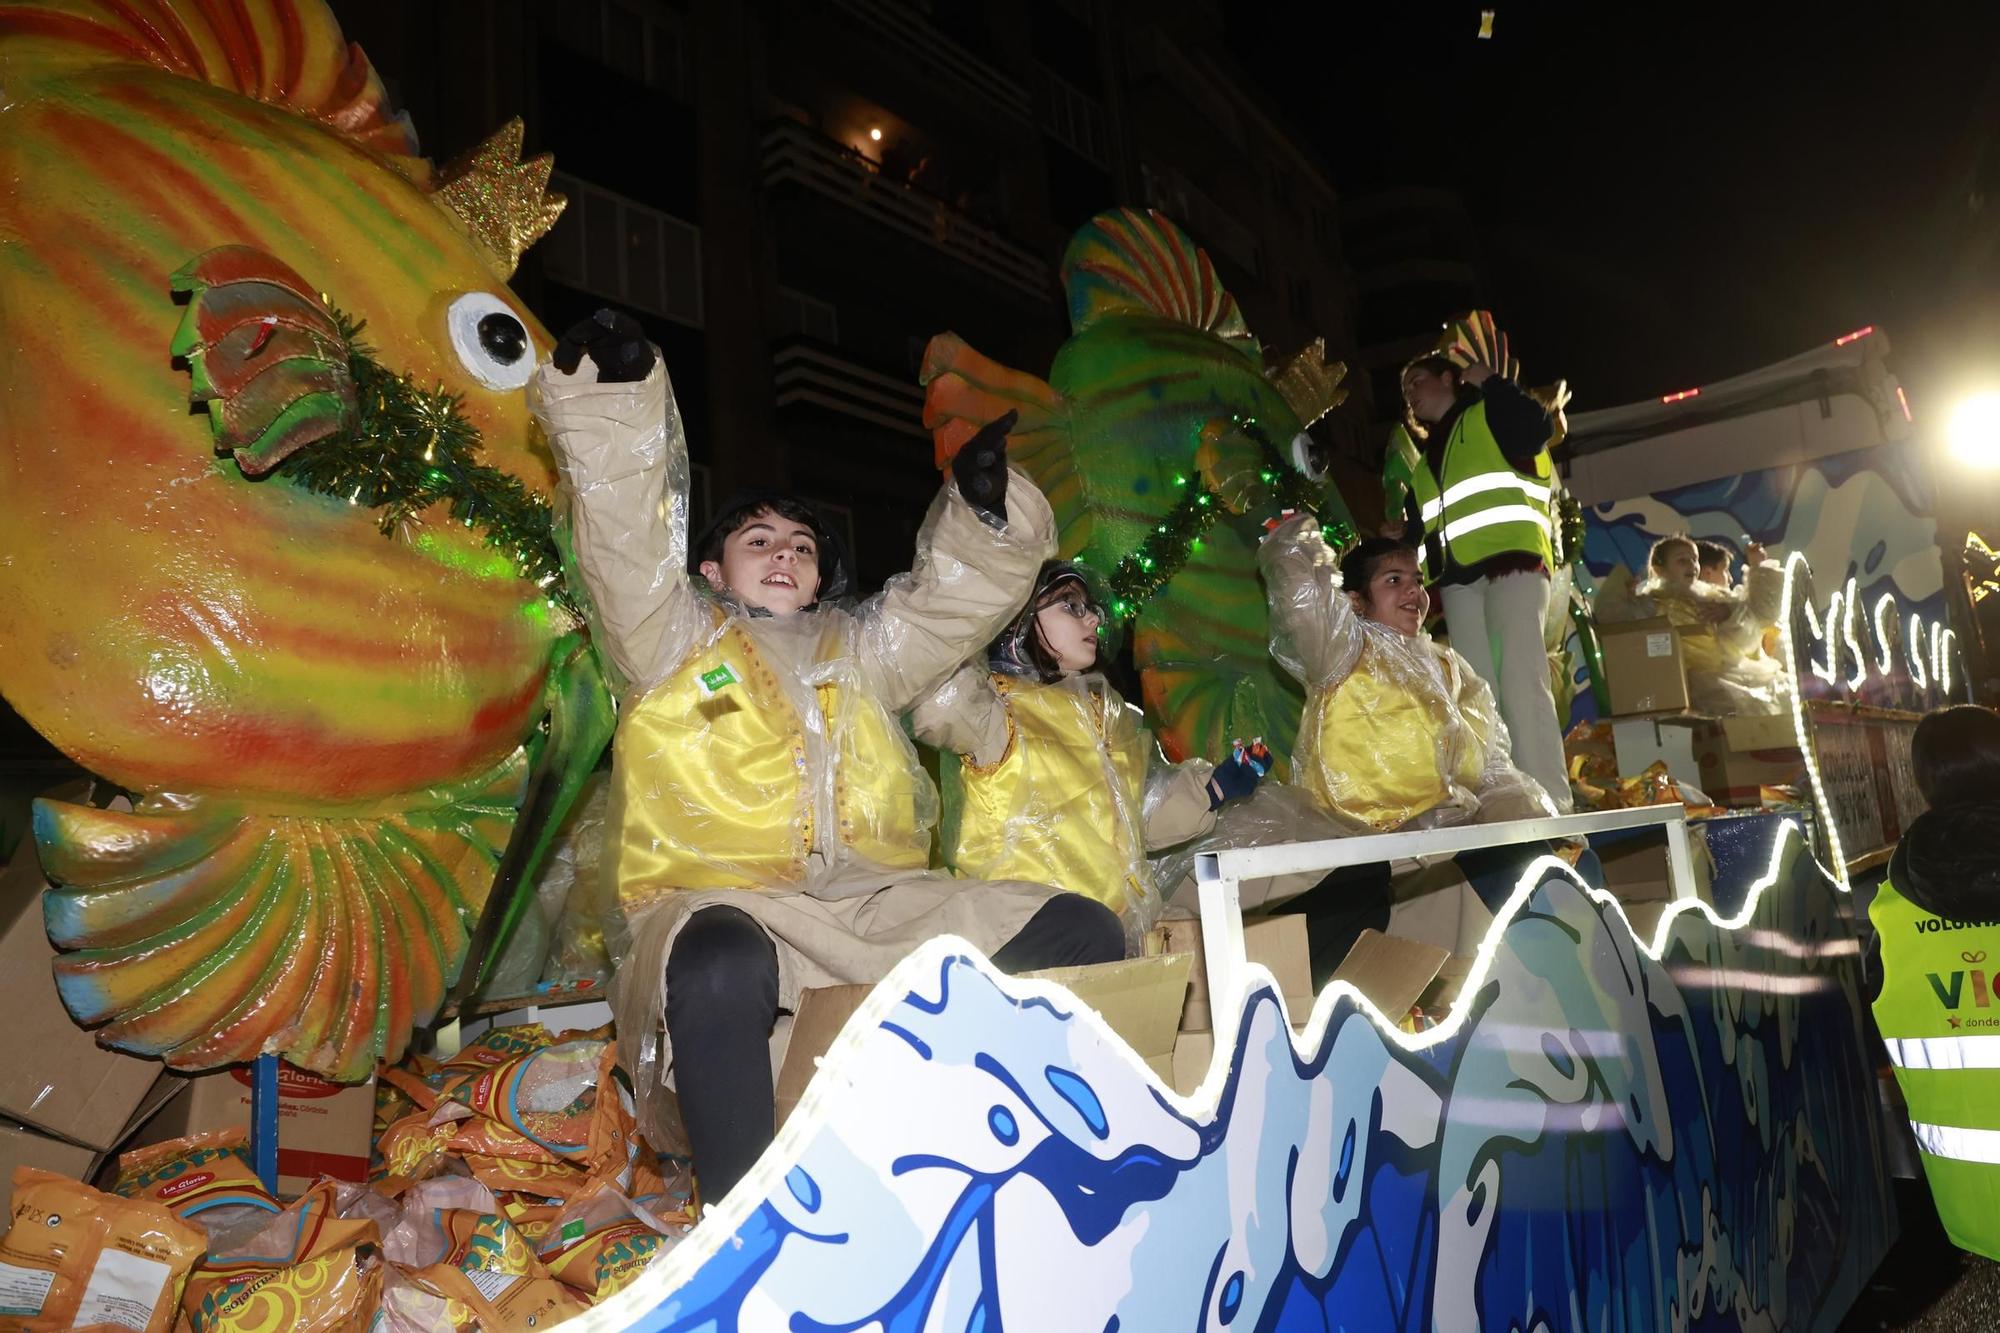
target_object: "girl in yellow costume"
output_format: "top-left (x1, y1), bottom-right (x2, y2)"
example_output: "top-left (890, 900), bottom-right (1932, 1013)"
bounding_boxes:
top-left (913, 563), bottom-right (1270, 944)
top-left (1251, 517), bottom-right (1557, 979)
top-left (1260, 516), bottom-right (1556, 834)
top-left (530, 313), bottom-right (1121, 1203)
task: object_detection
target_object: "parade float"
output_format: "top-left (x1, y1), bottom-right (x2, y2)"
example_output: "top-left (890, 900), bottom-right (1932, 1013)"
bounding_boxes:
top-left (0, 1), bottom-right (1911, 1328)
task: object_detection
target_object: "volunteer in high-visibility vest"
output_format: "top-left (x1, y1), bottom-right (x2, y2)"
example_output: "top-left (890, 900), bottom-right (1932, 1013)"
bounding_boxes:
top-left (1870, 703), bottom-right (2000, 1261)
top-left (1391, 352), bottom-right (1572, 811)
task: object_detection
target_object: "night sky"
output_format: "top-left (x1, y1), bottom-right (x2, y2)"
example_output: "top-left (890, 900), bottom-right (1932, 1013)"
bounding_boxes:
top-left (1240, 4), bottom-right (2000, 415)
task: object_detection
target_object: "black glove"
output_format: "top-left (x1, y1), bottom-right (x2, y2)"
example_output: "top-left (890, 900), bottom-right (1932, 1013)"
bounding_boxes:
top-left (951, 409), bottom-right (1016, 523)
top-left (1207, 739), bottom-right (1272, 810)
top-left (552, 308), bottom-right (656, 383)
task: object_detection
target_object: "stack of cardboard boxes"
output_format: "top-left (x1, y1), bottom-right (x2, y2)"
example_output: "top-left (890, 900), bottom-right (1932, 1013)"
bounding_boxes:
top-left (1596, 618), bottom-right (1803, 806)
top-left (0, 843), bottom-right (376, 1206)
top-left (1148, 914), bottom-right (1451, 1095)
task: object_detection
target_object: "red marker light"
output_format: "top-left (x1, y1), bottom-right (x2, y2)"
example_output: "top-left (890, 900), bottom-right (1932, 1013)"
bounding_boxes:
top-left (1660, 387), bottom-right (1702, 404)
top-left (1834, 325), bottom-right (1875, 346)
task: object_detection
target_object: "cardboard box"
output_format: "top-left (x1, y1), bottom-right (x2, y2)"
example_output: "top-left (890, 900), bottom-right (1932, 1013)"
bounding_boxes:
top-left (0, 1120), bottom-right (101, 1215)
top-left (1420, 953), bottom-right (1475, 1016)
top-left (1613, 714), bottom-right (1802, 808)
top-left (128, 1063), bottom-right (376, 1197)
top-left (1601, 617), bottom-right (1690, 715)
top-left (1696, 715), bottom-right (1804, 806)
top-left (774, 953), bottom-right (1195, 1128)
top-left (0, 846), bottom-right (182, 1150)
top-left (1145, 913), bottom-right (1312, 1032)
top-left (1330, 929), bottom-right (1450, 1023)
top-left (1611, 715), bottom-right (1703, 789)
top-left (1167, 929), bottom-right (1446, 1097)
top-left (1171, 1030), bottom-right (1216, 1096)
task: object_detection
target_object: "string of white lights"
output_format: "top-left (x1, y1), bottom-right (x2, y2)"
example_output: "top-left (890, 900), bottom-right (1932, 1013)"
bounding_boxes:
top-left (1778, 553), bottom-right (1852, 889)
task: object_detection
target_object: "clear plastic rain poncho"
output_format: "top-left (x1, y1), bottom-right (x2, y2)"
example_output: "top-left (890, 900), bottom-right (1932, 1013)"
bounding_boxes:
top-left (528, 355), bottom-right (1058, 1146)
top-left (1617, 559), bottom-right (1789, 716)
top-left (914, 660), bottom-right (1216, 948)
top-left (1258, 514), bottom-right (1556, 832)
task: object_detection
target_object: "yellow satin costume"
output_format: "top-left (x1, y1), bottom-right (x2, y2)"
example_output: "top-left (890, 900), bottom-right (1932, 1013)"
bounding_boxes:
top-left (611, 612), bottom-right (929, 900)
top-left (914, 670), bottom-right (1216, 927)
top-left (1259, 514), bottom-right (1554, 832)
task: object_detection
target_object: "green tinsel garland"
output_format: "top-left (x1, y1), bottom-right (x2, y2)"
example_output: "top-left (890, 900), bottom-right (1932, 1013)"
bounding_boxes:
top-left (1105, 417), bottom-right (1356, 621)
top-left (275, 316), bottom-right (573, 612)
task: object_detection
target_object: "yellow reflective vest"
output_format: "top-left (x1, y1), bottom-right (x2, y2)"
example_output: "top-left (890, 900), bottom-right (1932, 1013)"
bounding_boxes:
top-left (1869, 876), bottom-right (2000, 1261)
top-left (1405, 397), bottom-right (1555, 573)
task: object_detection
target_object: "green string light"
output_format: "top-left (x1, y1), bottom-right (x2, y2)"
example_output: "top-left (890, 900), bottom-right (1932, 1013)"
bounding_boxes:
top-left (1102, 416), bottom-right (1355, 621)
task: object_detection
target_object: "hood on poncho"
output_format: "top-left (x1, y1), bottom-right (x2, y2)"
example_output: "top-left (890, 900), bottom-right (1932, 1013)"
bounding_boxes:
top-left (1890, 798), bottom-right (2000, 923)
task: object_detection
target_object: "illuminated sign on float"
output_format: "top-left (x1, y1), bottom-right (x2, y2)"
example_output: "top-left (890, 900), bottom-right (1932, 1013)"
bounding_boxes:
top-left (1775, 553), bottom-right (1961, 888)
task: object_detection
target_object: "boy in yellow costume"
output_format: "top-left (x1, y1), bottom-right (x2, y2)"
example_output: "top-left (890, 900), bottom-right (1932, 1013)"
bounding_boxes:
top-left (913, 562), bottom-right (1269, 944)
top-left (530, 313), bottom-right (1121, 1202)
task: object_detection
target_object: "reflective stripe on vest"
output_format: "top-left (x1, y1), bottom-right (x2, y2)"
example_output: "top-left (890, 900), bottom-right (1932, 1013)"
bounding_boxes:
top-left (1913, 1121), bottom-right (2000, 1166)
top-left (1440, 503), bottom-right (1553, 544)
top-left (1886, 1034), bottom-right (2000, 1071)
top-left (1440, 470), bottom-right (1552, 511)
top-left (1434, 400), bottom-right (1555, 568)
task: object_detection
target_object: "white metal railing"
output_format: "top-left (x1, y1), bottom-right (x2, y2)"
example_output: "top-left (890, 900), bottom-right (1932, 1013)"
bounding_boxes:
top-left (1193, 805), bottom-right (1697, 1057)
top-left (773, 341), bottom-right (927, 439)
top-left (827, 0), bottom-right (1032, 124)
top-left (760, 122), bottom-right (1052, 300)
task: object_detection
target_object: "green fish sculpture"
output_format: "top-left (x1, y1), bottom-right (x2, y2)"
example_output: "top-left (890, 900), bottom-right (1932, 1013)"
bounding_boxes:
top-left (923, 208), bottom-right (1357, 766)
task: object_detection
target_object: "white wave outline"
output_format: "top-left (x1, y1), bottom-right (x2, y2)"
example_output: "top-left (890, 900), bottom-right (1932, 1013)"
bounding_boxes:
top-left (584, 806), bottom-right (1833, 1329)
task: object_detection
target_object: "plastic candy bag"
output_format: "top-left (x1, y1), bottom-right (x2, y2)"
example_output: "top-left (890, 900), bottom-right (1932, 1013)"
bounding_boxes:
top-left (0, 1166), bottom-right (204, 1333)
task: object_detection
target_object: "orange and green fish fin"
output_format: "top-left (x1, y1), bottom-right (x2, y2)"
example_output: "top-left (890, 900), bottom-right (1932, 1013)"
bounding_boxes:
top-left (170, 245), bottom-right (357, 477)
top-left (920, 331), bottom-right (1090, 554)
top-left (34, 749), bottom-right (528, 1083)
top-left (919, 331), bottom-right (1064, 467)
top-left (0, 0), bottom-right (423, 169)
top-left (1061, 208), bottom-right (1258, 362)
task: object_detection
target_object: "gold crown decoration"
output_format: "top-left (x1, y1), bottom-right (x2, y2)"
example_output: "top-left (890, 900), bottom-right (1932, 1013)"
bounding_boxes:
top-left (1530, 378), bottom-right (1573, 450)
top-left (433, 118), bottom-right (566, 280)
top-left (1435, 310), bottom-right (1521, 382)
top-left (1267, 338), bottom-right (1349, 428)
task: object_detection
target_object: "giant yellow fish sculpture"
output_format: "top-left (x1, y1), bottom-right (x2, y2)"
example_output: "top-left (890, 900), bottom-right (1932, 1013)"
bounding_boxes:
top-left (0, 0), bottom-right (612, 1082)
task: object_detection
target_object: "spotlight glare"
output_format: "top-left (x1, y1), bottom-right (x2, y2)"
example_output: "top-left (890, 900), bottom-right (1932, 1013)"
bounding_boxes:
top-left (1947, 392), bottom-right (2000, 468)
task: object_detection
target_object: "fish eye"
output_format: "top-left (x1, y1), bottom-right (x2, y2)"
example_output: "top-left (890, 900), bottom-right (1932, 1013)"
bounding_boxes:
top-left (447, 292), bottom-right (536, 391)
top-left (1289, 430), bottom-right (1328, 483)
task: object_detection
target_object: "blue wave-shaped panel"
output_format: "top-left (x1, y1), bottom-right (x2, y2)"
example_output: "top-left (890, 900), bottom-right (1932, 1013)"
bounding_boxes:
top-left (587, 820), bottom-right (1893, 1332)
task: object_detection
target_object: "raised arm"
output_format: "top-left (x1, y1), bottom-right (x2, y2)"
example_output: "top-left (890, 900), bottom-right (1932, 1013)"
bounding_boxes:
top-left (1143, 754), bottom-right (1219, 852)
top-left (528, 357), bottom-right (704, 693)
top-left (1258, 511), bottom-right (1365, 690)
top-left (909, 662), bottom-right (1012, 768)
top-left (857, 468), bottom-right (1057, 712)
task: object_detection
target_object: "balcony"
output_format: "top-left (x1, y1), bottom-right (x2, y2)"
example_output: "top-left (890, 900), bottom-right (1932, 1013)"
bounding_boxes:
top-left (773, 338), bottom-right (927, 440)
top-left (826, 0), bottom-right (1031, 125)
top-left (760, 121), bottom-right (1052, 301)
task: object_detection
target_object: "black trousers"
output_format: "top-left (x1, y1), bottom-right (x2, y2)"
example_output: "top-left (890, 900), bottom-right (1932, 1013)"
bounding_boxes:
top-left (663, 892), bottom-right (1125, 1202)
